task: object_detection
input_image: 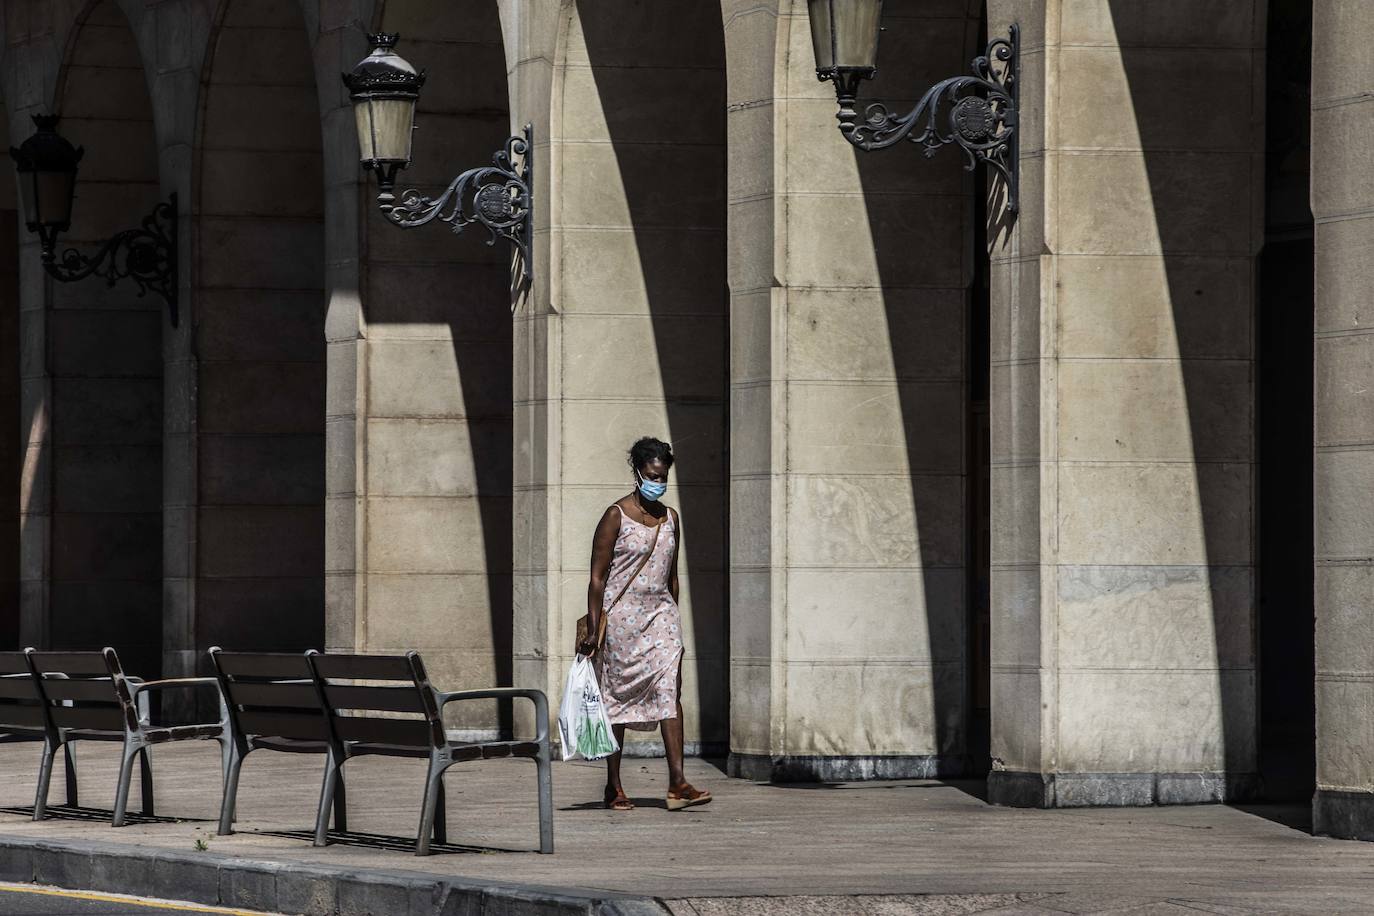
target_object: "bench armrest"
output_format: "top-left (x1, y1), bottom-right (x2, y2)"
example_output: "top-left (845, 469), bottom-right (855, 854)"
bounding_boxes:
top-left (129, 677), bottom-right (227, 727)
top-left (435, 688), bottom-right (549, 743)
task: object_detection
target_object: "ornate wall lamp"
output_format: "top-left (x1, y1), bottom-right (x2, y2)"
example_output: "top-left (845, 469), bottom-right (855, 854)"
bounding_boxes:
top-left (9, 115), bottom-right (178, 323)
top-left (344, 33), bottom-right (533, 286)
top-left (808, 0), bottom-right (1020, 215)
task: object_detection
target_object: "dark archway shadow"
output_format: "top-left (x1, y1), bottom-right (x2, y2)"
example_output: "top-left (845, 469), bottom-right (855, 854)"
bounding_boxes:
top-left (49, 0), bottom-right (164, 678)
top-left (576, 3), bottom-right (730, 753)
top-left (851, 0), bottom-right (990, 780)
top-left (1110, 0), bottom-right (1313, 810)
top-left (193, 0), bottom-right (326, 662)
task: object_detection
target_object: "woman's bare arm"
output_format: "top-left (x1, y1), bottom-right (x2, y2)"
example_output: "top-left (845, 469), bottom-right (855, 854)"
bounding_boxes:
top-left (668, 508), bottom-right (681, 604)
top-left (581, 506), bottom-right (622, 655)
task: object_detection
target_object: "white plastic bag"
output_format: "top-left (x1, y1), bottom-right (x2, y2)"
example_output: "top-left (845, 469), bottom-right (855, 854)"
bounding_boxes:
top-left (557, 655), bottom-right (619, 761)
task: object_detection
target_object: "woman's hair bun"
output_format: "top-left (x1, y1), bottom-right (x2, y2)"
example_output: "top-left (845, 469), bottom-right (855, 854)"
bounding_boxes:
top-left (628, 436), bottom-right (673, 471)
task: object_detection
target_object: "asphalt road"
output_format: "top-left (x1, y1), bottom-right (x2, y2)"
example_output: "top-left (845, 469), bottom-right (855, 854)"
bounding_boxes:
top-left (0, 884), bottom-right (282, 916)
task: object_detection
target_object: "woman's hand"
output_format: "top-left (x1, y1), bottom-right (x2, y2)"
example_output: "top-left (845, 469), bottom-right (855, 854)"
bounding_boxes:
top-left (578, 640), bottom-right (599, 658)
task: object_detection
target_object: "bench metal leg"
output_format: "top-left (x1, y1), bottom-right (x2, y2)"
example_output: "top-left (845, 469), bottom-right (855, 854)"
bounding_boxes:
top-left (414, 757), bottom-right (446, 856)
top-left (536, 749), bottom-right (554, 854)
top-left (218, 743), bottom-right (245, 836)
top-left (139, 747), bottom-right (154, 817)
top-left (62, 743), bottom-right (78, 808)
top-left (333, 770), bottom-right (347, 833)
top-left (33, 739), bottom-right (57, 821)
top-left (112, 743), bottom-right (139, 827)
top-left (314, 754), bottom-right (342, 848)
top-left (433, 778), bottom-right (446, 846)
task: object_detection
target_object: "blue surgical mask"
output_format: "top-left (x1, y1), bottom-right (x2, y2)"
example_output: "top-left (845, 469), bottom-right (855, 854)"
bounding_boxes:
top-left (638, 478), bottom-right (667, 501)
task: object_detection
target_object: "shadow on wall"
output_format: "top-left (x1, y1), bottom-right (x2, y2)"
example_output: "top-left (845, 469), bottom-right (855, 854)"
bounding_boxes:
top-left (49, 0), bottom-right (163, 677)
top-left (851, 0), bottom-right (987, 772)
top-left (577, 0), bottom-right (730, 750)
top-left (1106, 0), bottom-right (1274, 792)
top-left (194, 0), bottom-right (326, 657)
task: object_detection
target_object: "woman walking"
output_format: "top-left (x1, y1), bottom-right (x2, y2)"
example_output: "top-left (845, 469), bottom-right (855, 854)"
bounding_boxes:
top-left (579, 437), bottom-right (712, 812)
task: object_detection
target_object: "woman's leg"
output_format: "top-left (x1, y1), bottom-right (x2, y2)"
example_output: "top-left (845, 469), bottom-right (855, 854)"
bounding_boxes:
top-left (605, 724), bottom-right (628, 794)
top-left (661, 702), bottom-right (687, 787)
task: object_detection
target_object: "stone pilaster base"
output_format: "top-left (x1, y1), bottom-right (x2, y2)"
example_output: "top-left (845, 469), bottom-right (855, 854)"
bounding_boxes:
top-left (727, 753), bottom-right (970, 782)
top-left (1314, 789), bottom-right (1374, 840)
top-left (988, 770), bottom-right (1262, 808)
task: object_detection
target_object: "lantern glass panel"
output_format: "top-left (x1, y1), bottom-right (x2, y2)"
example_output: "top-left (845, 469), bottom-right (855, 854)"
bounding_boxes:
top-left (808, 0), bottom-right (835, 70)
top-left (825, 0), bottom-right (883, 70)
top-left (17, 169), bottom-right (74, 230)
top-left (355, 97), bottom-right (416, 165)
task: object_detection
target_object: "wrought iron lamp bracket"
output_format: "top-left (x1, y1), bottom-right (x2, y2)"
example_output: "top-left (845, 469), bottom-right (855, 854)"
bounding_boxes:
top-left (823, 26), bottom-right (1019, 215)
top-left (385, 125), bottom-right (534, 287)
top-left (44, 193), bottom-right (179, 325)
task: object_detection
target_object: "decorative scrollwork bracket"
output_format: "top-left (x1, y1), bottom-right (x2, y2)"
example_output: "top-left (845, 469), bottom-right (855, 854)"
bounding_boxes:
top-left (45, 193), bottom-right (179, 326)
top-left (385, 125), bottom-right (534, 289)
top-left (825, 26), bottom-right (1019, 217)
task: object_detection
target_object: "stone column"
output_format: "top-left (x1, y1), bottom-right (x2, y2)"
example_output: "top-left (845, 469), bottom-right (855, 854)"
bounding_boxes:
top-left (986, 0), bottom-right (1263, 806)
top-left (510, 0), bottom-right (730, 752)
top-left (724, 0), bottom-right (976, 780)
top-left (1312, 0), bottom-right (1374, 840)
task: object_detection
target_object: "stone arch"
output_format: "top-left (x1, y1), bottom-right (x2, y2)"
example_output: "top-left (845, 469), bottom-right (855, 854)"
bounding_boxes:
top-left (44, 0), bottom-right (164, 675)
top-left (191, 0), bottom-right (325, 653)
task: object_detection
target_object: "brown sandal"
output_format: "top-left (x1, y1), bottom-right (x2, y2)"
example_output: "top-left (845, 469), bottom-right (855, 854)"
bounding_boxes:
top-left (666, 782), bottom-right (712, 811)
top-left (604, 787), bottom-right (634, 811)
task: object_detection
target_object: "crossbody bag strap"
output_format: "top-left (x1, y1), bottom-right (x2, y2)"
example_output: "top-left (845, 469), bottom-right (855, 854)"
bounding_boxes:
top-left (594, 518), bottom-right (661, 646)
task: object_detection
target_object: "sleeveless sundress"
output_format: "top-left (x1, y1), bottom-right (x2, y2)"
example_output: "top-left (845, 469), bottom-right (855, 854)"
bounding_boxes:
top-left (595, 506), bottom-right (683, 730)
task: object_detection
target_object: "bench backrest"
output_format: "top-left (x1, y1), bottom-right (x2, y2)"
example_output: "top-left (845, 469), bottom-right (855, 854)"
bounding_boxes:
top-left (28, 648), bottom-right (134, 732)
top-left (208, 648), bottom-right (329, 743)
top-left (0, 650), bottom-right (46, 734)
top-left (306, 651), bottom-right (442, 749)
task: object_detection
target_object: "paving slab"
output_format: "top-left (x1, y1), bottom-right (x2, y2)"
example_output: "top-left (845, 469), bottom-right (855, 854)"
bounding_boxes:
top-left (0, 743), bottom-right (1371, 914)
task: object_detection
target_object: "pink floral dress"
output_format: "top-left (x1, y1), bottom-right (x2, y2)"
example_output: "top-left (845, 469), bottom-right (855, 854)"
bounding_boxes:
top-left (596, 506), bottom-right (682, 730)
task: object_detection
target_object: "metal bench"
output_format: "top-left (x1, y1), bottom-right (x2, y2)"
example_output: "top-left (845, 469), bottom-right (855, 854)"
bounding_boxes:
top-left (306, 651), bottom-right (553, 855)
top-left (208, 647), bottom-right (345, 836)
top-left (29, 648), bottom-right (229, 826)
top-left (0, 649), bottom-right (76, 815)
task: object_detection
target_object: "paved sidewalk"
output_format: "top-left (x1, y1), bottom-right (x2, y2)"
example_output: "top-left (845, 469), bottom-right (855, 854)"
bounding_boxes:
top-left (0, 742), bottom-right (1371, 914)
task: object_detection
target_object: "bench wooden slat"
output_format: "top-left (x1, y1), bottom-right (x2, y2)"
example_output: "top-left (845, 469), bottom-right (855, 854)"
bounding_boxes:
top-left (0, 654), bottom-right (30, 676)
top-left (331, 715), bottom-right (431, 747)
top-left (50, 706), bottom-right (124, 731)
top-left (323, 684), bottom-right (426, 714)
top-left (29, 653), bottom-right (110, 676)
top-left (311, 654), bottom-right (414, 681)
top-left (237, 710), bottom-right (329, 741)
top-left (0, 705), bottom-right (45, 728)
top-left (0, 678), bottom-right (39, 700)
top-left (39, 680), bottom-right (118, 703)
top-left (212, 653), bottom-right (311, 679)
top-left (228, 681), bottom-right (318, 709)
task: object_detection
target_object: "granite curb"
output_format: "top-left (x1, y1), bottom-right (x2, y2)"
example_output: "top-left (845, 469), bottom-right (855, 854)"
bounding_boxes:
top-left (0, 833), bottom-right (669, 916)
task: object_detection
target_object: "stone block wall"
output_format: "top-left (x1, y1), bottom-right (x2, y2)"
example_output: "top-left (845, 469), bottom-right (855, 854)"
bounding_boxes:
top-left (1313, 0), bottom-right (1374, 840)
top-left (986, 0), bottom-right (1263, 806)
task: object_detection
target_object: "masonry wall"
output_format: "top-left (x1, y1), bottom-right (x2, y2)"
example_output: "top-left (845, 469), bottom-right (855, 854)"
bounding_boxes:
top-left (510, 0), bottom-right (731, 752)
top-left (986, 0), bottom-right (1263, 806)
top-left (1312, 0), bottom-right (1374, 840)
top-left (343, 0), bottom-right (516, 729)
top-left (721, 0), bottom-right (978, 778)
top-left (47, 0), bottom-right (164, 676)
top-left (194, 0), bottom-right (326, 657)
